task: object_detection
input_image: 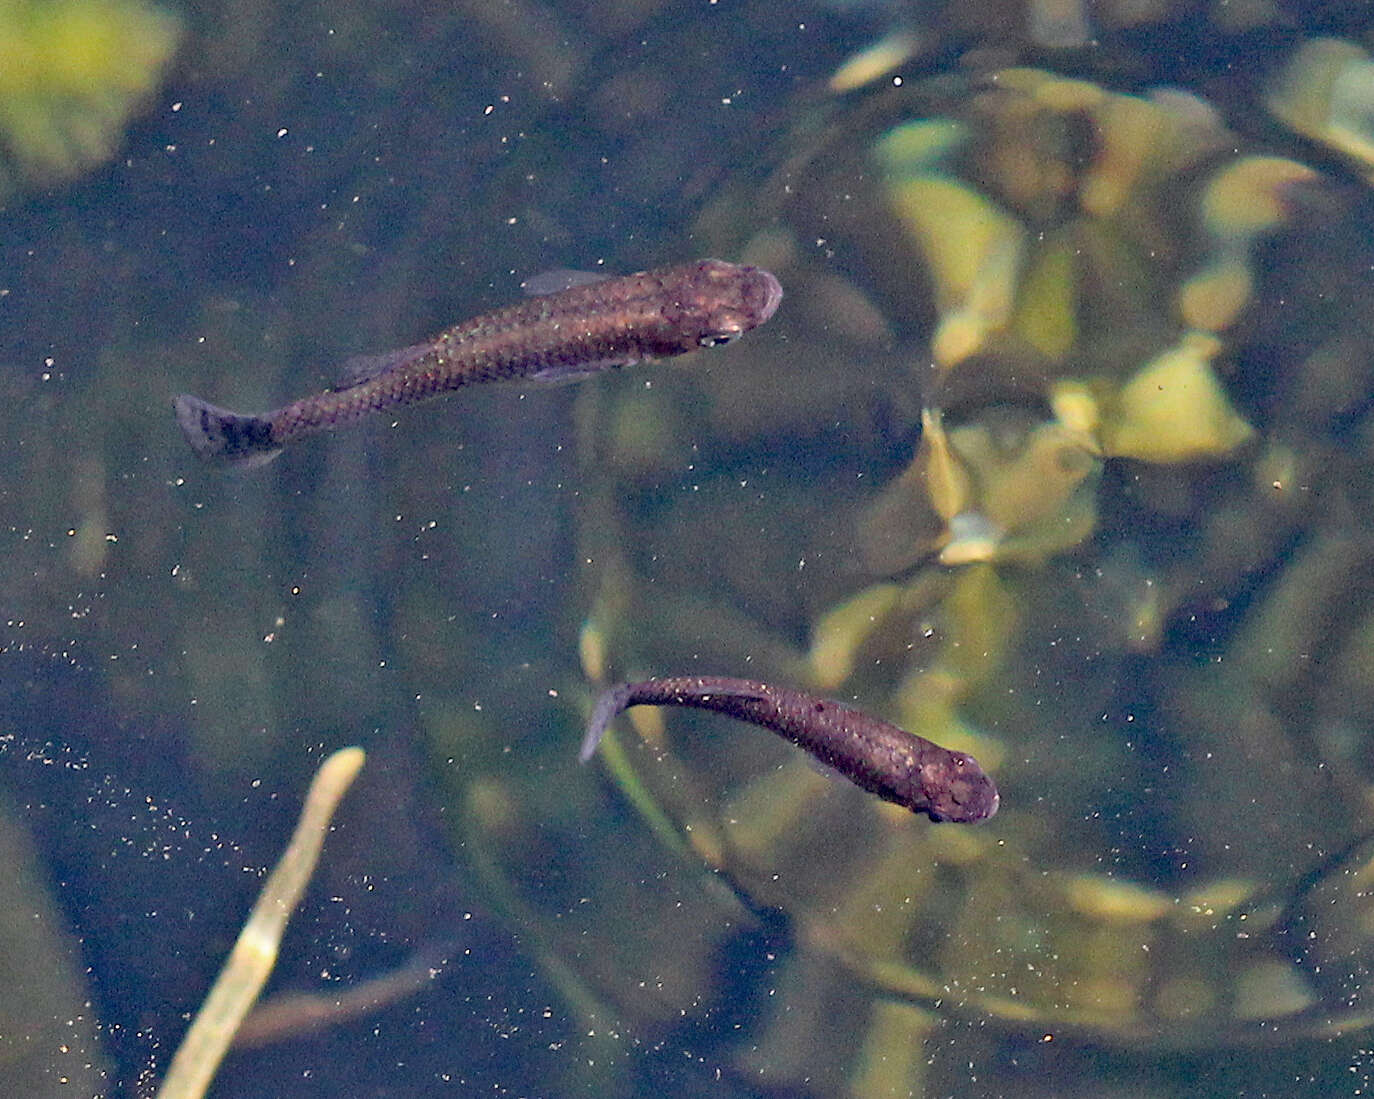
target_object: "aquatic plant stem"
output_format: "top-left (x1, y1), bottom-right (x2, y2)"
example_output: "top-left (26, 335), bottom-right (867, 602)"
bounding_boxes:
top-left (156, 747), bottom-right (366, 1099)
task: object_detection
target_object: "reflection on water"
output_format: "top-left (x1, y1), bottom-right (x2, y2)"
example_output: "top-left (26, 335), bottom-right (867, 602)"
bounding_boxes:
top-left (3, 0), bottom-right (1374, 1096)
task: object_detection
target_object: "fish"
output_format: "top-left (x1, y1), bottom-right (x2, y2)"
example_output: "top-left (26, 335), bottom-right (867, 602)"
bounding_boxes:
top-left (174, 258), bottom-right (783, 467)
top-left (580, 675), bottom-right (999, 823)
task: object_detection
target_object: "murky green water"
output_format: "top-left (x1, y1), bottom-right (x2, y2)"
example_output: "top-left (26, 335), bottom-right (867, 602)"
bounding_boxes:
top-left (4, 1), bottom-right (1374, 1095)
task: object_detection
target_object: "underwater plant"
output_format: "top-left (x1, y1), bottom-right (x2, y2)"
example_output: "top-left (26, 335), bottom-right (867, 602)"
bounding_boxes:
top-left (0, 0), bottom-right (181, 193)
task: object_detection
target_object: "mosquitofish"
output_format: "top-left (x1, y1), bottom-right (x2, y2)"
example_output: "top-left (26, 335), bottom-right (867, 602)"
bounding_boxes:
top-left (581, 675), bottom-right (999, 824)
top-left (174, 258), bottom-right (783, 467)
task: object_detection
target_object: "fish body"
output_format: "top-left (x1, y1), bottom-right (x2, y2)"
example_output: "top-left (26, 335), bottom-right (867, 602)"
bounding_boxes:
top-left (582, 675), bottom-right (999, 823)
top-left (175, 258), bottom-right (782, 466)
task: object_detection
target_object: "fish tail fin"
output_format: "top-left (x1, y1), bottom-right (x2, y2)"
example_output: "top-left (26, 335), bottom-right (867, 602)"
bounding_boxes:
top-left (579, 683), bottom-right (637, 763)
top-left (174, 394), bottom-right (282, 468)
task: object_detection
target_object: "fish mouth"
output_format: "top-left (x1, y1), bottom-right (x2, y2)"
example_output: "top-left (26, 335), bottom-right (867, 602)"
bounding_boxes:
top-left (751, 267), bottom-right (784, 324)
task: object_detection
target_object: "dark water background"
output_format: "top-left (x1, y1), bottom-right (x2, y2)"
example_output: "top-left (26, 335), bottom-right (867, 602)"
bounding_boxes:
top-left (4, 1), bottom-right (1374, 1096)
top-left (0, 2), bottom-right (853, 1094)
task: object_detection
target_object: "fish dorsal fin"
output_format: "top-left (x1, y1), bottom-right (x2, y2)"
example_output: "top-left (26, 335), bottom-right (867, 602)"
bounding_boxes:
top-left (520, 268), bottom-right (609, 297)
top-left (335, 342), bottom-right (434, 389)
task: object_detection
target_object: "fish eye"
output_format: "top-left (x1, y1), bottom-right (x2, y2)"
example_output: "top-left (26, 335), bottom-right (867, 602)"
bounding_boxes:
top-left (699, 332), bottom-right (737, 348)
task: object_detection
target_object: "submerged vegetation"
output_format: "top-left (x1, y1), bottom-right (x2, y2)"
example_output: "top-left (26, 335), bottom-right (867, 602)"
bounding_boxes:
top-left (157, 748), bottom-right (364, 1099)
top-left (475, 18), bottom-right (1374, 1096)
top-left (6, 0), bottom-right (1374, 1096)
top-left (0, 0), bottom-right (180, 193)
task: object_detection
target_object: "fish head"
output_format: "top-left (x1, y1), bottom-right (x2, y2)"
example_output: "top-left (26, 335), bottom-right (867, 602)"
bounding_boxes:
top-left (918, 750), bottom-right (1000, 823)
top-left (666, 259), bottom-right (783, 349)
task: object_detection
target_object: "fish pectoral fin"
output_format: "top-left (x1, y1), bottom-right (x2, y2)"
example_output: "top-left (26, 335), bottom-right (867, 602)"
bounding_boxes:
top-left (335, 343), bottom-right (435, 389)
top-left (520, 268), bottom-right (610, 297)
top-left (527, 356), bottom-right (637, 383)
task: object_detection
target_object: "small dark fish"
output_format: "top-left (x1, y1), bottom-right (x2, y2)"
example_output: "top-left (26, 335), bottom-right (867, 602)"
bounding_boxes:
top-left (174, 258), bottom-right (783, 467)
top-left (581, 675), bottom-right (999, 823)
